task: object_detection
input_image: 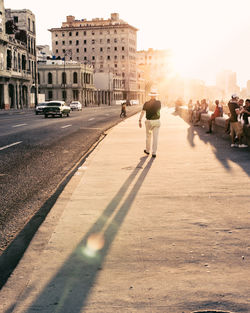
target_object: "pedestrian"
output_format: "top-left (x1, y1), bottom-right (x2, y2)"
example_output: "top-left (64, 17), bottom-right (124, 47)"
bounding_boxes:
top-left (120, 101), bottom-right (127, 118)
top-left (138, 88), bottom-right (161, 158)
top-left (206, 100), bottom-right (223, 133)
top-left (228, 94), bottom-right (248, 148)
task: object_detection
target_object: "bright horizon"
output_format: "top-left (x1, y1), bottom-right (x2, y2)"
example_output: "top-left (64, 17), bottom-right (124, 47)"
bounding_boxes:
top-left (4, 0), bottom-right (250, 88)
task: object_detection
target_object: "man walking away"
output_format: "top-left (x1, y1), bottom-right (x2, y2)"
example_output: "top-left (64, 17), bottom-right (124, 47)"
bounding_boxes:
top-left (138, 89), bottom-right (161, 158)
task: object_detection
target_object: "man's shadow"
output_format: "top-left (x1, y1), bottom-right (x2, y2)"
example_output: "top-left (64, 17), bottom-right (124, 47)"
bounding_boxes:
top-left (5, 156), bottom-right (155, 313)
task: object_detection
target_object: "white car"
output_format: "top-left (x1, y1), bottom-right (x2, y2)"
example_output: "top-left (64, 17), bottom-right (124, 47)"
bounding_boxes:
top-left (35, 102), bottom-right (49, 115)
top-left (70, 101), bottom-right (82, 111)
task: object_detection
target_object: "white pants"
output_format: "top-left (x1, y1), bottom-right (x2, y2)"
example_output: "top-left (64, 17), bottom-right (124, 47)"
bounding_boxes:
top-left (145, 119), bottom-right (161, 154)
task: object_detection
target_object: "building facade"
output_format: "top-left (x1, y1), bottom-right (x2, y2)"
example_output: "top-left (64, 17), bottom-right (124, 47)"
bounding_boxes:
top-left (38, 59), bottom-right (95, 105)
top-left (0, 0), bottom-right (37, 109)
top-left (49, 13), bottom-right (141, 101)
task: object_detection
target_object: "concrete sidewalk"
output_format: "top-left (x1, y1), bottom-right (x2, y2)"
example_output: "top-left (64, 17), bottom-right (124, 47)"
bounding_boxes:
top-left (0, 108), bottom-right (250, 313)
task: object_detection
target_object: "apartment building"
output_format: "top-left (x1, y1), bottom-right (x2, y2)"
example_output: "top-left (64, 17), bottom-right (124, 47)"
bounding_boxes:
top-left (0, 0), bottom-right (37, 109)
top-left (38, 59), bottom-right (95, 104)
top-left (49, 13), bottom-right (140, 101)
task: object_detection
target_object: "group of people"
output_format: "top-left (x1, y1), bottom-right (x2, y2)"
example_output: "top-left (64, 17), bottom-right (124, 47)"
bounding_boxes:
top-left (227, 94), bottom-right (250, 148)
top-left (188, 95), bottom-right (250, 147)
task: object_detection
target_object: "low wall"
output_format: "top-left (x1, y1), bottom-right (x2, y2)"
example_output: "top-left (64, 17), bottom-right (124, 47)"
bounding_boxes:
top-left (177, 106), bottom-right (250, 145)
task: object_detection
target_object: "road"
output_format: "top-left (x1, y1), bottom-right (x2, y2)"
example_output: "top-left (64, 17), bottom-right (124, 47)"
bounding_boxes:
top-left (0, 105), bottom-right (141, 254)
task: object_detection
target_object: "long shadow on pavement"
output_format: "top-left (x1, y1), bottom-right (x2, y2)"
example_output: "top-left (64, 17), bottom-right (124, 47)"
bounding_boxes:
top-left (187, 124), bottom-right (250, 176)
top-left (5, 156), bottom-right (154, 313)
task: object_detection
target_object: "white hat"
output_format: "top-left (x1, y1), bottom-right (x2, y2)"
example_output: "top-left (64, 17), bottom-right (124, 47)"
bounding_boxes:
top-left (148, 88), bottom-right (160, 97)
top-left (231, 94), bottom-right (238, 99)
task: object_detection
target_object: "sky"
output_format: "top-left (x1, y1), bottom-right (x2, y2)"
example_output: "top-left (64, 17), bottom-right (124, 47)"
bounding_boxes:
top-left (4, 0), bottom-right (250, 87)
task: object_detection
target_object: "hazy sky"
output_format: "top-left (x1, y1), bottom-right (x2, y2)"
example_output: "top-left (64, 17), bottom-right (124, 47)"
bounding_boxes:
top-left (4, 0), bottom-right (250, 87)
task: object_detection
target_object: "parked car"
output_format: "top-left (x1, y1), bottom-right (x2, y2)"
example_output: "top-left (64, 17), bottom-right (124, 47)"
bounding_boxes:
top-left (35, 102), bottom-right (49, 115)
top-left (43, 101), bottom-right (71, 118)
top-left (70, 101), bottom-right (82, 111)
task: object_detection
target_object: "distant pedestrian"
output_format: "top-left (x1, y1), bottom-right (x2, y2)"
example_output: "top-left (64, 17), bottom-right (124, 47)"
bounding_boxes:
top-left (138, 88), bottom-right (161, 158)
top-left (120, 102), bottom-right (127, 118)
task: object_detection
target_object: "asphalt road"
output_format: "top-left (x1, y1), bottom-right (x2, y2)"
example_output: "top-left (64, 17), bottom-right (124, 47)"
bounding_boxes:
top-left (0, 105), bottom-right (141, 255)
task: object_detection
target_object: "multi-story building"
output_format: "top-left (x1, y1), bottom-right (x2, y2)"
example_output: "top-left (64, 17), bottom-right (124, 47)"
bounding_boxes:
top-left (49, 13), bottom-right (140, 101)
top-left (137, 48), bottom-right (172, 103)
top-left (216, 70), bottom-right (240, 99)
top-left (38, 59), bottom-right (95, 105)
top-left (0, 0), bottom-right (37, 109)
top-left (36, 44), bottom-right (52, 63)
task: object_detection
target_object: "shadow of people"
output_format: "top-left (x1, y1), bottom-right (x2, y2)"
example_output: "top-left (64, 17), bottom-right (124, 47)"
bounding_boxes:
top-left (187, 124), bottom-right (250, 176)
top-left (6, 156), bottom-right (155, 313)
top-left (187, 126), bottom-right (197, 148)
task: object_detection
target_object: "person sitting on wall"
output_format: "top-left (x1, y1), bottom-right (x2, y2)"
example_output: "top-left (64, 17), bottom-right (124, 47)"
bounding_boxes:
top-left (194, 99), bottom-right (208, 125)
top-left (206, 100), bottom-right (223, 133)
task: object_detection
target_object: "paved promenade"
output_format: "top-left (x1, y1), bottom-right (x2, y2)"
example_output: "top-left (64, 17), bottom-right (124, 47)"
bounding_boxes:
top-left (1, 108), bottom-right (250, 313)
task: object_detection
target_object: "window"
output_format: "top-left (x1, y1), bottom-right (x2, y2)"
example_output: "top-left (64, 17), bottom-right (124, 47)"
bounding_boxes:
top-left (107, 47), bottom-right (110, 51)
top-left (122, 55), bottom-right (125, 59)
top-left (100, 31), bottom-right (102, 35)
top-left (62, 33), bottom-right (65, 37)
top-left (69, 31), bottom-right (72, 36)
top-left (92, 56), bottom-right (95, 60)
top-left (62, 49), bottom-right (65, 53)
top-left (48, 90), bottom-right (53, 100)
top-left (56, 49), bottom-right (58, 53)
top-left (76, 40), bottom-right (79, 45)
top-left (84, 56), bottom-right (87, 60)
top-left (114, 64), bottom-right (118, 68)
top-left (73, 72), bottom-right (78, 83)
top-left (107, 56), bottom-right (110, 60)
top-left (62, 90), bottom-right (67, 100)
top-left (100, 47), bottom-right (103, 52)
top-left (62, 41), bottom-right (65, 45)
top-left (76, 31), bottom-right (78, 36)
top-left (100, 39), bottom-right (103, 43)
top-left (114, 55), bottom-right (117, 59)
top-left (114, 38), bottom-right (117, 43)
top-left (83, 31), bottom-right (86, 35)
top-left (48, 72), bottom-right (53, 85)
top-left (114, 29), bottom-right (117, 34)
top-left (122, 46), bottom-right (125, 51)
top-left (55, 34), bottom-right (58, 37)
top-left (14, 16), bottom-right (18, 23)
top-left (73, 90), bottom-right (79, 100)
top-left (69, 40), bottom-right (72, 44)
top-left (28, 18), bottom-right (30, 31)
top-left (107, 39), bottom-right (110, 44)
top-left (92, 47), bottom-right (95, 52)
top-left (114, 47), bottom-right (117, 51)
top-left (55, 41), bottom-right (58, 45)
top-left (76, 48), bottom-right (79, 53)
top-left (38, 72), bottom-right (40, 84)
top-left (92, 39), bottom-right (95, 44)
top-left (84, 48), bottom-right (87, 52)
top-left (62, 72), bottom-right (67, 84)
top-left (84, 40), bottom-right (87, 44)
top-left (92, 31), bottom-right (95, 35)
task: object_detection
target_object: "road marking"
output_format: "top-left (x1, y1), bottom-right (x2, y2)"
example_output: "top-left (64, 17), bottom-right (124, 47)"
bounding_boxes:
top-left (12, 123), bottom-right (27, 128)
top-left (61, 124), bottom-right (72, 129)
top-left (0, 141), bottom-right (22, 151)
top-left (88, 118), bottom-right (95, 121)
